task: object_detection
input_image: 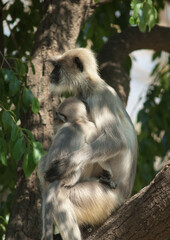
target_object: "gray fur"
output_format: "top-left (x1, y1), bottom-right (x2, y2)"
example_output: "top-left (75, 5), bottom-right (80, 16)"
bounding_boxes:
top-left (38, 48), bottom-right (138, 240)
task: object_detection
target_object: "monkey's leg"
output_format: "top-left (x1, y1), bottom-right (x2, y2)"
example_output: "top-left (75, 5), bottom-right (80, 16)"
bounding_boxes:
top-left (68, 181), bottom-right (123, 227)
top-left (53, 186), bottom-right (82, 240)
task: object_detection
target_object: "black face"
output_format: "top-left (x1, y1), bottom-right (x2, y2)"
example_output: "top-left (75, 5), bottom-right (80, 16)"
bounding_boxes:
top-left (50, 56), bottom-right (83, 84)
top-left (50, 62), bottom-right (61, 84)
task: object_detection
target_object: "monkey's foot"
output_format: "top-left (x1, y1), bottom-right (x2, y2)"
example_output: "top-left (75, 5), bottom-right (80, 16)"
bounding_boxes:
top-left (99, 171), bottom-right (117, 189)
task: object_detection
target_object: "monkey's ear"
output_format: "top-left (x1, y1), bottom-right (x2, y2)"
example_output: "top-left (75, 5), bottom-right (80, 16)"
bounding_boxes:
top-left (73, 57), bottom-right (83, 72)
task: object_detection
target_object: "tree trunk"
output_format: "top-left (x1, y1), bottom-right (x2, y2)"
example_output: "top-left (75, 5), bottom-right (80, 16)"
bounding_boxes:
top-left (6, 1), bottom-right (96, 240)
top-left (5, 1), bottom-right (170, 240)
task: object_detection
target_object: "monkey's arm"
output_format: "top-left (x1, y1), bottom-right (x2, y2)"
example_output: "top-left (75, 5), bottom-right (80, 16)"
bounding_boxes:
top-left (45, 129), bottom-right (125, 182)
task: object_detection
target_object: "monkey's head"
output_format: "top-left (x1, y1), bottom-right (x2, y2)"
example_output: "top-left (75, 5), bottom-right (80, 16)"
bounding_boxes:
top-left (56, 97), bottom-right (88, 123)
top-left (49, 48), bottom-right (101, 96)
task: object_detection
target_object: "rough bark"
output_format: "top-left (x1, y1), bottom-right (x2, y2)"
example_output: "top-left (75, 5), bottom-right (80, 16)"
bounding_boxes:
top-left (22, 0), bottom-right (96, 149)
top-left (83, 162), bottom-right (170, 240)
top-left (5, 1), bottom-right (170, 240)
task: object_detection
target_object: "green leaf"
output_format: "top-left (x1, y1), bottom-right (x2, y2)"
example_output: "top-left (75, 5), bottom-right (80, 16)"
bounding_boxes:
top-left (152, 51), bottom-right (161, 61)
top-left (22, 141), bottom-right (44, 178)
top-left (133, 3), bottom-right (143, 18)
top-left (2, 111), bottom-right (13, 130)
top-left (22, 88), bottom-right (34, 107)
top-left (9, 76), bottom-right (21, 96)
top-left (0, 138), bottom-right (8, 166)
top-left (142, 2), bottom-right (151, 23)
top-left (1, 68), bottom-right (15, 83)
top-left (131, 0), bottom-right (141, 8)
top-left (14, 60), bottom-right (28, 76)
top-left (0, 151), bottom-right (7, 166)
top-left (13, 137), bottom-right (26, 161)
top-left (22, 152), bottom-right (34, 178)
top-left (22, 128), bottom-right (34, 141)
top-left (148, 7), bottom-right (157, 31)
top-left (31, 97), bottom-right (40, 114)
top-left (22, 150), bottom-right (36, 178)
top-left (32, 141), bottom-right (45, 164)
top-left (129, 16), bottom-right (135, 25)
top-left (30, 62), bottom-right (36, 75)
top-left (11, 123), bottom-right (19, 141)
top-left (138, 11), bottom-right (147, 32)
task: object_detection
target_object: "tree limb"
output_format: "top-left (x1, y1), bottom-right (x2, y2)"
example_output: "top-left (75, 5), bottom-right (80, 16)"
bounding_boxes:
top-left (83, 162), bottom-right (170, 240)
top-left (98, 25), bottom-right (170, 104)
top-left (99, 25), bottom-right (170, 65)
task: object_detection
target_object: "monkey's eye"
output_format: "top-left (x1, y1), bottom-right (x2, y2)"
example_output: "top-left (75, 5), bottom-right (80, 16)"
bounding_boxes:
top-left (56, 112), bottom-right (67, 123)
top-left (73, 57), bottom-right (83, 72)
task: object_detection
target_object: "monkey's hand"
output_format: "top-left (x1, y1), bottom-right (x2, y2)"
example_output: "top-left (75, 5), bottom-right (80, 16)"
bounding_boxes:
top-left (44, 158), bottom-right (71, 182)
top-left (99, 170), bottom-right (117, 189)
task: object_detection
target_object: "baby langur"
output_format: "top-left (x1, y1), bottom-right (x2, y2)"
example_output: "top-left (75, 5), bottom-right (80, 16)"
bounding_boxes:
top-left (38, 96), bottom-right (98, 188)
top-left (42, 48), bottom-right (138, 240)
top-left (38, 97), bottom-right (114, 240)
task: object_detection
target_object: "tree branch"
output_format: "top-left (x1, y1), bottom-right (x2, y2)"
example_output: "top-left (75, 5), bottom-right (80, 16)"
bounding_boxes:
top-left (99, 25), bottom-right (170, 64)
top-left (83, 162), bottom-right (170, 240)
top-left (98, 25), bottom-right (170, 104)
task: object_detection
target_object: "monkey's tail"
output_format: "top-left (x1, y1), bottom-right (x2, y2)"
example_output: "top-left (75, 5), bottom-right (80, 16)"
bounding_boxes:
top-left (44, 181), bottom-right (61, 240)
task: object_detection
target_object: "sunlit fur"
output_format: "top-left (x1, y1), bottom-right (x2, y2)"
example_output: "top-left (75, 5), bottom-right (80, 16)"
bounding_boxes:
top-left (39, 48), bottom-right (138, 240)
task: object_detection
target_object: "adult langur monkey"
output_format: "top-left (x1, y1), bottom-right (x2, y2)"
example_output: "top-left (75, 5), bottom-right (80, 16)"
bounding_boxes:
top-left (41, 48), bottom-right (138, 240)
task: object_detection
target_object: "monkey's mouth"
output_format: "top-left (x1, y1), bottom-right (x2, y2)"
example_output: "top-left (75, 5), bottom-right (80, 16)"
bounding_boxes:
top-left (49, 82), bottom-right (77, 97)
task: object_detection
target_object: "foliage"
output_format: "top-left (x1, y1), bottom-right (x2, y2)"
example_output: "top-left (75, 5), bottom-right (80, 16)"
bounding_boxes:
top-left (129, 0), bottom-right (158, 32)
top-left (134, 53), bottom-right (170, 192)
top-left (78, 0), bottom-right (165, 51)
top-left (0, 59), bottom-right (45, 238)
top-left (2, 0), bottom-right (42, 58)
top-left (78, 0), bottom-right (131, 52)
top-left (0, 1), bottom-right (43, 237)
